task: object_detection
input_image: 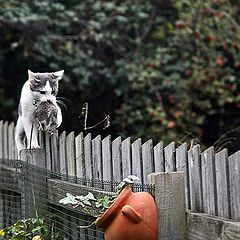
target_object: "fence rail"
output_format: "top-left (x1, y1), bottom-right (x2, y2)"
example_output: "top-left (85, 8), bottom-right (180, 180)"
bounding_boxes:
top-left (0, 120), bottom-right (240, 221)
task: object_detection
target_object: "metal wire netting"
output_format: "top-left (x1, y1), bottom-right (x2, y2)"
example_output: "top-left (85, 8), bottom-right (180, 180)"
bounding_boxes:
top-left (0, 158), bottom-right (155, 240)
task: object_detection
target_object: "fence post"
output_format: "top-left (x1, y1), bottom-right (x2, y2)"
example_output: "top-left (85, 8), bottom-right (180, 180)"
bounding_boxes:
top-left (148, 172), bottom-right (187, 240)
top-left (20, 149), bottom-right (47, 219)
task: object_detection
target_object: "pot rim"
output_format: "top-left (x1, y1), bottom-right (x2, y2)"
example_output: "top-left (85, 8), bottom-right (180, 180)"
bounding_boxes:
top-left (95, 186), bottom-right (132, 227)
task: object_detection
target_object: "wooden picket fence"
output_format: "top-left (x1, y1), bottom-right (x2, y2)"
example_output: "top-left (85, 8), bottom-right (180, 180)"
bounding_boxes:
top-left (0, 120), bottom-right (240, 222)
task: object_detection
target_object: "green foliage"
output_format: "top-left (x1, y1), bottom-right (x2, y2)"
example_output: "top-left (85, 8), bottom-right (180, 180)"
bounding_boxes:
top-left (59, 175), bottom-right (140, 217)
top-left (0, 0), bottom-right (240, 147)
top-left (0, 218), bottom-right (63, 240)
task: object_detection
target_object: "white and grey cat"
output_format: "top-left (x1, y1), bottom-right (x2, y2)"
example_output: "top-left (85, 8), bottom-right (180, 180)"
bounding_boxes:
top-left (15, 70), bottom-right (64, 154)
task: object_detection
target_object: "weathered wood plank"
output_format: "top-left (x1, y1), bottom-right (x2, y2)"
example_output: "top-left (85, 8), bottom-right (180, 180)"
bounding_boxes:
top-left (188, 212), bottom-right (240, 240)
top-left (201, 147), bottom-right (217, 215)
top-left (132, 138), bottom-right (143, 183)
top-left (0, 120), bottom-right (3, 158)
top-left (188, 145), bottom-right (203, 212)
top-left (215, 148), bottom-right (230, 219)
top-left (84, 133), bottom-right (92, 179)
top-left (121, 137), bottom-right (132, 177)
top-left (164, 142), bottom-right (176, 172)
top-left (228, 151), bottom-right (240, 220)
top-left (75, 132), bottom-right (85, 178)
top-left (8, 122), bottom-right (15, 159)
top-left (59, 131), bottom-right (67, 174)
top-left (51, 131), bottom-right (59, 172)
top-left (3, 121), bottom-right (9, 159)
top-left (66, 132), bottom-right (76, 176)
top-left (148, 172), bottom-right (186, 240)
top-left (92, 135), bottom-right (102, 180)
top-left (45, 132), bottom-right (52, 170)
top-left (102, 135), bottom-right (112, 181)
top-left (142, 139), bottom-right (154, 184)
top-left (112, 137), bottom-right (122, 182)
top-left (153, 141), bottom-right (164, 172)
top-left (176, 143), bottom-right (190, 209)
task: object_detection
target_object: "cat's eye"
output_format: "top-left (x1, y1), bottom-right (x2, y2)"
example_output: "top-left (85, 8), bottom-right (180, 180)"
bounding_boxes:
top-left (39, 91), bottom-right (46, 94)
top-left (51, 90), bottom-right (56, 95)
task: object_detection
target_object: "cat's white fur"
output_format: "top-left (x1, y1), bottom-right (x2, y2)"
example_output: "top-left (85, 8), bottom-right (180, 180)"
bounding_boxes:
top-left (15, 70), bottom-right (63, 154)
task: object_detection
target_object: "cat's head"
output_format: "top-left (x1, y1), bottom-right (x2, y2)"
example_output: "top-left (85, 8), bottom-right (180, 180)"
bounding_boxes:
top-left (28, 70), bottom-right (64, 103)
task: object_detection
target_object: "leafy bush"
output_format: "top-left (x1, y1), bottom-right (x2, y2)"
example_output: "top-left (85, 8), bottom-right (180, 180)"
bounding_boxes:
top-left (0, 0), bottom-right (240, 148)
top-left (0, 218), bottom-right (63, 240)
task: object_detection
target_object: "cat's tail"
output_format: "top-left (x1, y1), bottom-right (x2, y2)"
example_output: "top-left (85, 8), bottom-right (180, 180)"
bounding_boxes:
top-left (15, 117), bottom-right (26, 157)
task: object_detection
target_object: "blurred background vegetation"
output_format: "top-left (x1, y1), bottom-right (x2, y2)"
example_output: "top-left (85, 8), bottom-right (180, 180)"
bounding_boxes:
top-left (1, 0), bottom-right (240, 151)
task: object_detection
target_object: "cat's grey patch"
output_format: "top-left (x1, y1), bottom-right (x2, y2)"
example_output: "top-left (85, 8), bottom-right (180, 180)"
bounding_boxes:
top-left (29, 73), bottom-right (59, 93)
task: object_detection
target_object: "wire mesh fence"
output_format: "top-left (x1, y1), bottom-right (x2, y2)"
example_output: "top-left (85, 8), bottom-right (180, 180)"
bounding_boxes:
top-left (0, 158), bottom-right (155, 240)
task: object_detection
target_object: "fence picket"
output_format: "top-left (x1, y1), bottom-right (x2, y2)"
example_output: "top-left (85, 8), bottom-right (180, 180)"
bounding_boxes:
top-left (3, 121), bottom-right (9, 159)
top-left (112, 137), bottom-right (122, 182)
top-left (215, 149), bottom-right (230, 219)
top-left (84, 134), bottom-right (93, 179)
top-left (66, 132), bottom-right (76, 176)
top-left (121, 137), bottom-right (132, 177)
top-left (132, 138), bottom-right (143, 183)
top-left (228, 151), bottom-right (240, 220)
top-left (45, 132), bottom-right (51, 170)
top-left (59, 131), bottom-right (67, 174)
top-left (142, 139), bottom-right (154, 184)
top-left (164, 142), bottom-right (176, 172)
top-left (75, 132), bottom-right (85, 178)
top-left (102, 135), bottom-right (112, 181)
top-left (0, 121), bottom-right (3, 158)
top-left (201, 147), bottom-right (217, 215)
top-left (188, 145), bottom-right (203, 212)
top-left (8, 122), bottom-right (15, 159)
top-left (153, 141), bottom-right (164, 172)
top-left (51, 132), bottom-right (59, 172)
top-left (92, 135), bottom-right (102, 180)
top-left (176, 143), bottom-right (190, 208)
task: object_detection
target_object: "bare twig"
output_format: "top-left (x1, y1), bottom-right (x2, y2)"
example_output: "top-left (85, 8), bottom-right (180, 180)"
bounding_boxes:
top-left (213, 126), bottom-right (240, 150)
top-left (79, 102), bottom-right (110, 132)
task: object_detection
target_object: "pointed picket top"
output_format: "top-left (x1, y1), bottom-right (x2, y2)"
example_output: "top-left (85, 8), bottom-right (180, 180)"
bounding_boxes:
top-left (121, 137), bottom-right (132, 178)
top-left (102, 135), bottom-right (112, 181)
top-left (188, 144), bottom-right (203, 212)
top-left (84, 133), bottom-right (92, 179)
top-left (92, 135), bottom-right (102, 181)
top-left (142, 139), bottom-right (154, 184)
top-left (215, 148), bottom-right (230, 219)
top-left (112, 136), bottom-right (122, 182)
top-left (59, 131), bottom-right (67, 174)
top-left (75, 132), bottom-right (84, 178)
top-left (164, 142), bottom-right (176, 172)
top-left (201, 146), bottom-right (217, 215)
top-left (3, 121), bottom-right (9, 159)
top-left (132, 138), bottom-right (143, 183)
top-left (228, 150), bottom-right (240, 220)
top-left (66, 131), bottom-right (76, 176)
top-left (0, 120), bottom-right (3, 159)
top-left (153, 141), bottom-right (164, 172)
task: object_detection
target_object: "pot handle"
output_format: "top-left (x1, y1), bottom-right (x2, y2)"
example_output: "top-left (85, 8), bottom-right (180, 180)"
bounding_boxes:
top-left (121, 205), bottom-right (142, 224)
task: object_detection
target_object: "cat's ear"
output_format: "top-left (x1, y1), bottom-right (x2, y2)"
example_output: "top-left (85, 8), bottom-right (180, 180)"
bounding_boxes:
top-left (52, 70), bottom-right (64, 81)
top-left (28, 70), bottom-right (34, 79)
top-left (28, 70), bottom-right (40, 82)
top-left (28, 70), bottom-right (40, 83)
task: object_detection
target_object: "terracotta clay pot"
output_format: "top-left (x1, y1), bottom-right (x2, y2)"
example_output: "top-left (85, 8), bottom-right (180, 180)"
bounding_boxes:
top-left (96, 186), bottom-right (158, 240)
